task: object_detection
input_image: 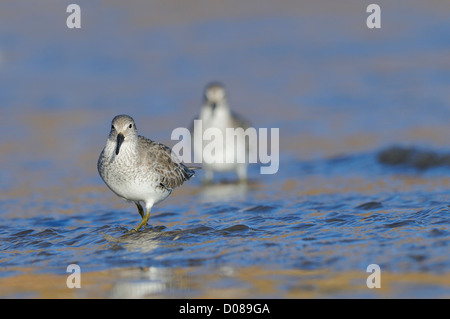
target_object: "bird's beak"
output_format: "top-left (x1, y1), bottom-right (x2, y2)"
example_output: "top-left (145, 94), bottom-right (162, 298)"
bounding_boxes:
top-left (211, 102), bottom-right (217, 112)
top-left (116, 133), bottom-right (124, 155)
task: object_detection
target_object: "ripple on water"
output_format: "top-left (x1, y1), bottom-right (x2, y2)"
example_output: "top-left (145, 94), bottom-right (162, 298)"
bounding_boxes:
top-left (355, 201), bottom-right (383, 210)
top-left (244, 205), bottom-right (277, 213)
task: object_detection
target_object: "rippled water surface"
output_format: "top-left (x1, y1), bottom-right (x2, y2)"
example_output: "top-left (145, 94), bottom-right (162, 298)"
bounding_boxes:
top-left (0, 1), bottom-right (449, 298)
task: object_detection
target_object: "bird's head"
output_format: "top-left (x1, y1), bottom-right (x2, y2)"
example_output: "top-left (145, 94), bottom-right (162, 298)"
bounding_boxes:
top-left (109, 114), bottom-right (138, 155)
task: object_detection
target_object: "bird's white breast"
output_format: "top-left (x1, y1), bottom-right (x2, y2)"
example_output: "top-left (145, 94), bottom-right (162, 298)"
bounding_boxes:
top-left (98, 140), bottom-right (171, 205)
top-left (194, 105), bottom-right (248, 171)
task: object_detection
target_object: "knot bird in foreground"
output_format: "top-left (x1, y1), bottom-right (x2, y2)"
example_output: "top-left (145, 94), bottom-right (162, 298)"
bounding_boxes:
top-left (98, 114), bottom-right (198, 231)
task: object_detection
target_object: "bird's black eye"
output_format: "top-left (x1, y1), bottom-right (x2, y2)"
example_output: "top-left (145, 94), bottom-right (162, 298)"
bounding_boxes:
top-left (111, 125), bottom-right (115, 130)
top-left (129, 124), bottom-right (133, 129)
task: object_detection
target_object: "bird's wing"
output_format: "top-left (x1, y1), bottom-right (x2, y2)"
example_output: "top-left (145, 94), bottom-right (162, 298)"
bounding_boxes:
top-left (231, 110), bottom-right (251, 129)
top-left (138, 136), bottom-right (196, 189)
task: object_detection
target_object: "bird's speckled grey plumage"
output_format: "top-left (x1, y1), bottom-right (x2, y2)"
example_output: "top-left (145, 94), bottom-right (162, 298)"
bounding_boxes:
top-left (98, 114), bottom-right (197, 231)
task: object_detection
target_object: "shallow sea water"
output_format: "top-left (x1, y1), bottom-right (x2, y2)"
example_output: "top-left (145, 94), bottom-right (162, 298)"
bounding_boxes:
top-left (0, 1), bottom-right (449, 298)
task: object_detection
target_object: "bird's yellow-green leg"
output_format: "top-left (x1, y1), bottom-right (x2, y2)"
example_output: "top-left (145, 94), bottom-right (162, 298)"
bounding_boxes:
top-left (132, 208), bottom-right (150, 232)
top-left (135, 202), bottom-right (144, 218)
top-left (128, 202), bottom-right (148, 232)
